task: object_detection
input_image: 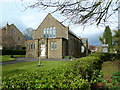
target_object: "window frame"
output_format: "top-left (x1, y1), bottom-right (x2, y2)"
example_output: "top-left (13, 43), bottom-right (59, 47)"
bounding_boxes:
top-left (43, 27), bottom-right (56, 38)
top-left (51, 42), bottom-right (57, 50)
top-left (28, 43), bottom-right (35, 50)
top-left (52, 27), bottom-right (56, 38)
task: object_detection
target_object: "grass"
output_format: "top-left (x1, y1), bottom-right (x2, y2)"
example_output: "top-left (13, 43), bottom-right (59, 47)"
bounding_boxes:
top-left (101, 60), bottom-right (120, 77)
top-left (13, 55), bottom-right (25, 58)
top-left (0, 55), bottom-right (25, 62)
top-left (0, 55), bottom-right (16, 62)
top-left (2, 61), bottom-right (70, 77)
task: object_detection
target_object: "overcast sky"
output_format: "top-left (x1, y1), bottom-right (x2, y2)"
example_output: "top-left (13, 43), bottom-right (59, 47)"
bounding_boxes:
top-left (0, 0), bottom-right (118, 46)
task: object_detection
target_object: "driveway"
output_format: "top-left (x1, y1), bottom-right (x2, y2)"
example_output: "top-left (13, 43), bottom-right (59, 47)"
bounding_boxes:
top-left (0, 58), bottom-right (72, 65)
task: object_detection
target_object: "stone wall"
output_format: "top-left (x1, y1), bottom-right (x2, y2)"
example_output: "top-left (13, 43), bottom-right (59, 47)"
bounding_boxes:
top-left (26, 13), bottom-right (88, 59)
top-left (62, 38), bottom-right (68, 58)
top-left (33, 14), bottom-right (69, 40)
top-left (68, 32), bottom-right (81, 58)
top-left (2, 24), bottom-right (25, 49)
top-left (26, 39), bottom-right (48, 58)
top-left (26, 40), bottom-right (39, 58)
top-left (48, 38), bottom-right (63, 59)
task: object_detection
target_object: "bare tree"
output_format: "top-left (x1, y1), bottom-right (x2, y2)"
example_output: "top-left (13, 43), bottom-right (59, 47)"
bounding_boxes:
top-left (22, 0), bottom-right (119, 26)
top-left (24, 28), bottom-right (34, 40)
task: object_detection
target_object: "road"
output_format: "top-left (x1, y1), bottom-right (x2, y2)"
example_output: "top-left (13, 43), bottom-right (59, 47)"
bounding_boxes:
top-left (0, 57), bottom-right (73, 65)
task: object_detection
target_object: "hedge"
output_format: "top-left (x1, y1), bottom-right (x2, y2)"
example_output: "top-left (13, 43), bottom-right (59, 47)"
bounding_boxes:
top-left (2, 54), bottom-right (103, 89)
top-left (2, 49), bottom-right (26, 55)
top-left (89, 52), bottom-right (120, 61)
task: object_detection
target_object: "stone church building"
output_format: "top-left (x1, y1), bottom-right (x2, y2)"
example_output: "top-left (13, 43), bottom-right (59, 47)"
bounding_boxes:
top-left (26, 13), bottom-right (88, 59)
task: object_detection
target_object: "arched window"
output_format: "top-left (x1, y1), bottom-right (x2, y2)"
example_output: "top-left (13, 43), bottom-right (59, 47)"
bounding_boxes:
top-left (81, 46), bottom-right (85, 53)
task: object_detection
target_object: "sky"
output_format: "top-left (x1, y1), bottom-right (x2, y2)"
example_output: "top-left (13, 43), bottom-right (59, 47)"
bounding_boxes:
top-left (0, 0), bottom-right (118, 46)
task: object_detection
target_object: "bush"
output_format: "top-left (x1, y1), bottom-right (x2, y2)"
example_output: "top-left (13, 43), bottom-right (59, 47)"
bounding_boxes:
top-left (68, 56), bottom-right (102, 82)
top-left (111, 72), bottom-right (120, 82)
top-left (100, 53), bottom-right (120, 61)
top-left (2, 53), bottom-right (104, 89)
top-left (2, 49), bottom-right (26, 55)
top-left (63, 56), bottom-right (74, 59)
top-left (2, 69), bottom-right (90, 89)
top-left (94, 72), bottom-right (120, 89)
top-left (90, 52), bottom-right (120, 61)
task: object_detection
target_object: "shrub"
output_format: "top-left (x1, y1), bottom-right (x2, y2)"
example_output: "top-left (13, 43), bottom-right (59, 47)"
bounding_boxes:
top-left (2, 54), bottom-right (103, 89)
top-left (111, 72), bottom-right (120, 82)
top-left (94, 72), bottom-right (120, 89)
top-left (63, 56), bottom-right (74, 59)
top-left (2, 49), bottom-right (26, 55)
top-left (89, 52), bottom-right (120, 61)
top-left (2, 69), bottom-right (90, 89)
top-left (68, 56), bottom-right (102, 81)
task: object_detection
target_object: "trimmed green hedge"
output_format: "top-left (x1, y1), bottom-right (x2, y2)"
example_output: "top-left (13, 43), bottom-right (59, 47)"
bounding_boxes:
top-left (89, 52), bottom-right (120, 61)
top-left (63, 56), bottom-right (74, 59)
top-left (2, 49), bottom-right (26, 55)
top-left (2, 54), bottom-right (103, 89)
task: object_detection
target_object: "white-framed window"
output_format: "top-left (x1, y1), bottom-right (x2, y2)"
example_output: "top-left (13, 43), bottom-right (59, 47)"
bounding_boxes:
top-left (43, 27), bottom-right (56, 38)
top-left (52, 27), bottom-right (56, 38)
top-left (32, 43), bottom-right (35, 50)
top-left (50, 27), bottom-right (53, 38)
top-left (46, 28), bottom-right (49, 37)
top-left (43, 28), bottom-right (46, 38)
top-left (51, 42), bottom-right (54, 50)
top-left (54, 42), bottom-right (57, 50)
top-left (28, 43), bottom-right (35, 50)
top-left (51, 42), bottom-right (57, 50)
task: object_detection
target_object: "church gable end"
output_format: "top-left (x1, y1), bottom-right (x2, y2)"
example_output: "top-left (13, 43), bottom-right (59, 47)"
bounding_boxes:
top-left (33, 13), bottom-right (68, 39)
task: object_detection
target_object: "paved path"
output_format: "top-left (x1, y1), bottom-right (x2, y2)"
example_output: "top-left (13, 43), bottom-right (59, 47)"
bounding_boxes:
top-left (0, 58), bottom-right (72, 65)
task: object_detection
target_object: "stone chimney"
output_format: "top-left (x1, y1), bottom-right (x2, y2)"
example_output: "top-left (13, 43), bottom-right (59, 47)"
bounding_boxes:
top-left (6, 22), bottom-right (9, 30)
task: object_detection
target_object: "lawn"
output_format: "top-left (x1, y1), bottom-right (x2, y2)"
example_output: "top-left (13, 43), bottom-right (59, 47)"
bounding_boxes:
top-left (13, 55), bottom-right (25, 58)
top-left (2, 61), bottom-right (70, 77)
top-left (0, 55), bottom-right (16, 62)
top-left (0, 55), bottom-right (26, 62)
top-left (101, 60), bottom-right (120, 77)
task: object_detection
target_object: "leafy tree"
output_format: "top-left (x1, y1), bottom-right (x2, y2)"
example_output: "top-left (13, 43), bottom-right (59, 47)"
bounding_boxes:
top-left (99, 26), bottom-right (112, 51)
top-left (99, 36), bottom-right (104, 44)
top-left (22, 0), bottom-right (119, 25)
top-left (103, 26), bottom-right (112, 46)
top-left (112, 30), bottom-right (120, 53)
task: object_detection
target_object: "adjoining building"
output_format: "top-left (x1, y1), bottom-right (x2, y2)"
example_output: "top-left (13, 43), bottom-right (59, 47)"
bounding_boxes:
top-left (26, 13), bottom-right (88, 59)
top-left (0, 23), bottom-right (25, 50)
top-left (81, 38), bottom-right (89, 55)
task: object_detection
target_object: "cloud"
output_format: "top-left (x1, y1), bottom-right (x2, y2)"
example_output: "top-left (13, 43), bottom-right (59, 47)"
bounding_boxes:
top-left (20, 11), bottom-right (47, 29)
top-left (68, 24), bottom-right (105, 46)
top-left (0, 1), bottom-right (118, 46)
